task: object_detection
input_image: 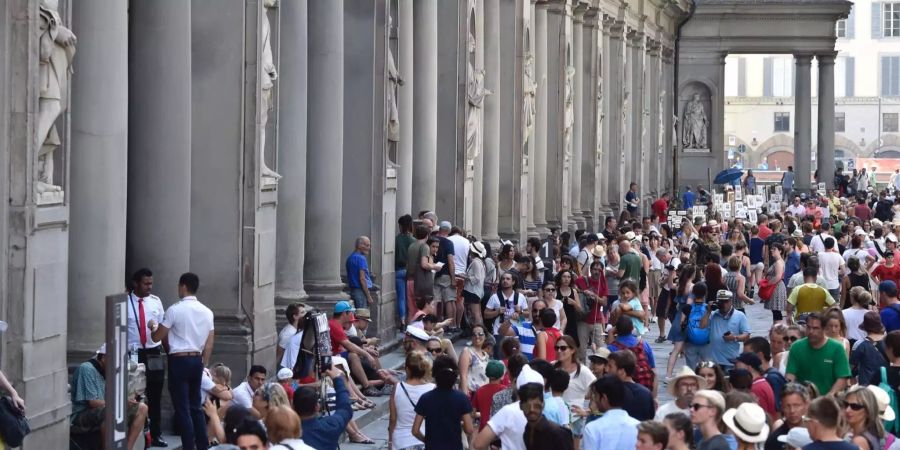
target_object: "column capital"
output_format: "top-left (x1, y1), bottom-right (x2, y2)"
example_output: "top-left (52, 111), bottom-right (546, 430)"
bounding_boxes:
top-left (606, 17), bottom-right (626, 37)
top-left (626, 28), bottom-right (644, 46)
top-left (817, 52), bottom-right (838, 65)
top-left (646, 38), bottom-right (661, 55)
top-left (794, 53), bottom-right (814, 65)
top-left (661, 46), bottom-right (675, 63)
top-left (584, 7), bottom-right (601, 27)
top-left (573, 1), bottom-right (589, 21)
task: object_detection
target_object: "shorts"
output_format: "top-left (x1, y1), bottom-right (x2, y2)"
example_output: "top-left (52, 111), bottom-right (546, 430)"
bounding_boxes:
top-left (433, 275), bottom-right (457, 302)
top-left (648, 270), bottom-right (661, 301)
top-left (656, 289), bottom-right (670, 319)
top-left (750, 262), bottom-right (764, 272)
top-left (463, 290), bottom-right (482, 305)
top-left (71, 403), bottom-right (141, 434)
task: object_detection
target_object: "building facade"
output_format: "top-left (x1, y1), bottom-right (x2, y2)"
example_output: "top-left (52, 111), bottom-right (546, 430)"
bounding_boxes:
top-left (723, 0), bottom-right (900, 182)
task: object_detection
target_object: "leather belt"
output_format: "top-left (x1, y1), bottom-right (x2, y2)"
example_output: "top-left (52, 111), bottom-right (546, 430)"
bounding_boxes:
top-left (168, 352), bottom-right (201, 357)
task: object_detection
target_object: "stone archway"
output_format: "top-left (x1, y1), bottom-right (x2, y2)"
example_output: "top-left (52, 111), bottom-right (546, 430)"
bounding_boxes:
top-left (754, 134), bottom-right (794, 168)
top-left (868, 134), bottom-right (900, 157)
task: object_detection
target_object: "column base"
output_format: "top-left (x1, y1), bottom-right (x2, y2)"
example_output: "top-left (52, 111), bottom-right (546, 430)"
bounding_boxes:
top-left (304, 281), bottom-right (350, 310)
top-left (530, 222), bottom-right (551, 238)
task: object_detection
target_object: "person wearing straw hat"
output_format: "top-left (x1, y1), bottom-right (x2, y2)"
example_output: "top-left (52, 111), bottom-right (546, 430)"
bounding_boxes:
top-left (723, 403), bottom-right (770, 450)
top-left (655, 366), bottom-right (706, 421)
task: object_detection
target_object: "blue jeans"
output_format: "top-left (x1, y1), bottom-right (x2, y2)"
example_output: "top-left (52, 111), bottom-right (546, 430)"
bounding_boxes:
top-left (395, 269), bottom-right (407, 322)
top-left (349, 288), bottom-right (369, 309)
top-left (683, 343), bottom-right (712, 372)
top-left (167, 355), bottom-right (208, 450)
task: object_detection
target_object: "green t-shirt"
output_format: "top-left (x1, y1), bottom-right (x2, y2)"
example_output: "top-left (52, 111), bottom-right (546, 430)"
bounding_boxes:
top-left (785, 337), bottom-right (851, 394)
top-left (71, 360), bottom-right (105, 421)
top-left (395, 233), bottom-right (416, 270)
top-left (620, 252), bottom-right (642, 283)
top-left (406, 240), bottom-right (431, 282)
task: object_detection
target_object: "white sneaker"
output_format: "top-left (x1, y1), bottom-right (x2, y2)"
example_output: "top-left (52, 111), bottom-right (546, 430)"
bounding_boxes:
top-left (650, 317), bottom-right (658, 324)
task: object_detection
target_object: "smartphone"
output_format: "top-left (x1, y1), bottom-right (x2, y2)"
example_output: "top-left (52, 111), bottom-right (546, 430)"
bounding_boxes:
top-left (723, 331), bottom-right (732, 338)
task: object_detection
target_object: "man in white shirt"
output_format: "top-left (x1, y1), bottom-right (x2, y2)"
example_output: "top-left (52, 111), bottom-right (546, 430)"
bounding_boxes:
top-left (232, 365), bottom-right (268, 411)
top-left (809, 230), bottom-right (831, 254)
top-left (149, 272), bottom-right (214, 450)
top-left (448, 225), bottom-right (471, 330)
top-left (817, 236), bottom-right (846, 299)
top-left (787, 197), bottom-right (806, 218)
top-left (472, 365), bottom-right (545, 450)
top-left (276, 303), bottom-right (306, 371)
top-left (125, 268), bottom-right (167, 446)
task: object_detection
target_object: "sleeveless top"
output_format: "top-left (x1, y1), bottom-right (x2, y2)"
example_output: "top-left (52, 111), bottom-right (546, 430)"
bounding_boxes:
top-left (465, 347), bottom-right (490, 393)
top-left (724, 272), bottom-right (745, 310)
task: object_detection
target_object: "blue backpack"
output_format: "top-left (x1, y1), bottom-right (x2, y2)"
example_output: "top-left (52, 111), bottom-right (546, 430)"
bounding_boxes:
top-left (686, 304), bottom-right (710, 346)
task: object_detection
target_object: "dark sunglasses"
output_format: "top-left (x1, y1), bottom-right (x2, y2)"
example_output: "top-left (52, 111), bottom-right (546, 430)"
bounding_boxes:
top-left (544, 288), bottom-right (557, 292)
top-left (691, 403), bottom-right (713, 411)
top-left (473, 332), bottom-right (485, 337)
top-left (555, 346), bottom-right (570, 351)
top-left (842, 401), bottom-right (866, 411)
top-left (783, 336), bottom-right (799, 343)
top-left (427, 348), bottom-right (443, 354)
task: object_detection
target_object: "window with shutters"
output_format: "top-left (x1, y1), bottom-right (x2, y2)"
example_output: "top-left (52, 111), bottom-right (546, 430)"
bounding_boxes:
top-left (883, 56), bottom-right (900, 96)
top-left (886, 3), bottom-right (900, 37)
top-left (886, 113), bottom-right (899, 133)
top-left (835, 113), bottom-right (846, 132)
top-left (836, 19), bottom-right (847, 38)
top-left (774, 112), bottom-right (791, 132)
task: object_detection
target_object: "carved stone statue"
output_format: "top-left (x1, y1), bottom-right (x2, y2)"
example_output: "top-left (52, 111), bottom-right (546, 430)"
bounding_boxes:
top-left (386, 18), bottom-right (403, 143)
top-left (260, 0), bottom-right (281, 181)
top-left (36, 0), bottom-right (76, 196)
top-left (658, 90), bottom-right (666, 154)
top-left (563, 65), bottom-right (575, 158)
top-left (523, 52), bottom-right (537, 147)
top-left (596, 76), bottom-right (604, 155)
top-left (465, 33), bottom-right (490, 161)
top-left (620, 90), bottom-right (629, 153)
top-left (682, 93), bottom-right (709, 150)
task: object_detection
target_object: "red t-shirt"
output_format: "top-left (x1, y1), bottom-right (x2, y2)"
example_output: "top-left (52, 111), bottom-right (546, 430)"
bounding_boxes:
top-left (854, 204), bottom-right (873, 221)
top-left (543, 328), bottom-right (561, 362)
top-left (575, 276), bottom-right (609, 324)
top-left (652, 199), bottom-right (668, 222)
top-left (472, 383), bottom-right (506, 430)
top-left (328, 319), bottom-right (348, 355)
top-left (758, 225), bottom-right (773, 240)
top-left (751, 377), bottom-right (777, 417)
top-left (279, 381), bottom-right (295, 403)
top-left (874, 263), bottom-right (900, 286)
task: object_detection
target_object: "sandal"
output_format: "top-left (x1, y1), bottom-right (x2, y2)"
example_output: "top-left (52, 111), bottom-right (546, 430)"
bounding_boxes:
top-left (349, 432), bottom-right (375, 444)
top-left (351, 402), bottom-right (365, 411)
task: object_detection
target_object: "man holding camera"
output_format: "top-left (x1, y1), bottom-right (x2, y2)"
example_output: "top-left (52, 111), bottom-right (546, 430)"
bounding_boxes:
top-left (699, 290), bottom-right (750, 371)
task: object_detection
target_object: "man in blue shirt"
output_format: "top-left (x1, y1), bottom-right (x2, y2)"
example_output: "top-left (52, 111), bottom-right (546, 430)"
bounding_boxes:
top-left (295, 365), bottom-right (353, 450)
top-left (701, 290), bottom-right (750, 370)
top-left (582, 375), bottom-right (639, 450)
top-left (625, 182), bottom-right (639, 217)
top-left (879, 281), bottom-right (900, 332)
top-left (346, 236), bottom-right (374, 308)
top-left (683, 186), bottom-right (696, 210)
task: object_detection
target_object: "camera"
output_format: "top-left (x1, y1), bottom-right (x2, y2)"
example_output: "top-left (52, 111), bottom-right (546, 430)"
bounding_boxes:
top-left (708, 300), bottom-right (718, 311)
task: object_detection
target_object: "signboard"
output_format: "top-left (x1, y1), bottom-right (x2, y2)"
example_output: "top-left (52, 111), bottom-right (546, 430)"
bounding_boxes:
top-left (106, 294), bottom-right (129, 449)
top-left (735, 186), bottom-right (743, 201)
top-left (817, 183), bottom-right (826, 196)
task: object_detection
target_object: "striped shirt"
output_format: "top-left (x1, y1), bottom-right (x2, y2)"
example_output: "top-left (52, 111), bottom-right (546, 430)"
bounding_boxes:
top-left (512, 321), bottom-right (538, 360)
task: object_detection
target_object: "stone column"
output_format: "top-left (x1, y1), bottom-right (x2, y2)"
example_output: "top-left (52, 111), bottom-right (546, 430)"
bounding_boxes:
top-left (817, 53), bottom-right (836, 189)
top-left (646, 39), bottom-right (660, 197)
top-left (69, 0), bottom-right (129, 355)
top-left (628, 29), bottom-right (644, 211)
top-left (482, 0), bottom-right (501, 242)
top-left (582, 8), bottom-right (600, 229)
top-left (127, 0), bottom-right (192, 303)
top-left (532, 1), bottom-right (550, 235)
top-left (305, 0), bottom-right (345, 301)
top-left (570, 4), bottom-right (585, 229)
top-left (605, 18), bottom-right (625, 212)
top-left (597, 16), bottom-right (612, 216)
top-left (661, 47), bottom-right (675, 194)
top-left (794, 54), bottom-right (813, 193)
top-left (396, 0), bottom-right (414, 215)
top-left (276, 0), bottom-right (308, 306)
top-left (411, 0), bottom-right (438, 213)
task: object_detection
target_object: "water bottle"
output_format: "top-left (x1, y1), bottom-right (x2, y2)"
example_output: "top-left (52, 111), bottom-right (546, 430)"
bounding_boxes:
top-left (130, 343), bottom-right (139, 365)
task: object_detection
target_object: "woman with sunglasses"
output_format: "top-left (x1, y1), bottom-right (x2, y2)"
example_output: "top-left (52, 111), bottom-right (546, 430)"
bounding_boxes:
top-left (841, 386), bottom-right (884, 450)
top-left (764, 382), bottom-right (813, 450)
top-left (459, 324), bottom-right (491, 398)
top-left (553, 335), bottom-right (595, 443)
top-left (776, 325), bottom-right (805, 374)
top-left (691, 389), bottom-right (730, 450)
top-left (539, 281), bottom-right (566, 331)
top-left (695, 361), bottom-right (730, 394)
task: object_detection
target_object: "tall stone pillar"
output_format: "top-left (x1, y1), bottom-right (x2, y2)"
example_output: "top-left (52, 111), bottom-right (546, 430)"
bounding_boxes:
top-left (661, 47), bottom-right (675, 194)
top-left (305, 0), bottom-right (346, 301)
top-left (532, 1), bottom-right (550, 235)
top-left (794, 54), bottom-right (813, 193)
top-left (544, 0), bottom-right (571, 231)
top-left (412, 0), bottom-right (438, 213)
top-left (276, 0), bottom-right (308, 307)
top-left (628, 29), bottom-right (644, 211)
top-left (127, 0), bottom-right (192, 304)
top-left (817, 53), bottom-right (836, 189)
top-left (498, 0), bottom-right (526, 242)
top-left (69, 0), bottom-right (128, 357)
top-left (396, 0), bottom-right (415, 215)
top-left (646, 39), bottom-right (661, 197)
top-left (605, 18), bottom-right (625, 212)
top-left (582, 8), bottom-right (600, 229)
top-left (482, 0), bottom-right (501, 242)
top-left (570, 4), bottom-right (586, 229)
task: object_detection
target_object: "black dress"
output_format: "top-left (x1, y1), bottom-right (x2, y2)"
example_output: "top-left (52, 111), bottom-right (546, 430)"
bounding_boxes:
top-left (558, 288), bottom-right (580, 346)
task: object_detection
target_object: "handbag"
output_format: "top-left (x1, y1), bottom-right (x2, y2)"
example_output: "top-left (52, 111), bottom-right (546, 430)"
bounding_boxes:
top-left (0, 396), bottom-right (29, 447)
top-left (758, 278), bottom-right (777, 301)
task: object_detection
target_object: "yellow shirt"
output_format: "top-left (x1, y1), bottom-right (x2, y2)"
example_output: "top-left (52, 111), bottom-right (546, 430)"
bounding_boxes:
top-left (787, 283), bottom-right (836, 317)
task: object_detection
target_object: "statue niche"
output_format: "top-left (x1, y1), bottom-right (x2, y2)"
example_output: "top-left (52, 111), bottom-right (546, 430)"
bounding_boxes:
top-left (465, 32), bottom-right (490, 161)
top-left (260, 0), bottom-right (281, 182)
top-left (679, 83), bottom-right (711, 153)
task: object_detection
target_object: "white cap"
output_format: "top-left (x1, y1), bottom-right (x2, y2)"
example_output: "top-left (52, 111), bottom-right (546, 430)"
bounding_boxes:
top-left (277, 368), bottom-right (293, 380)
top-left (516, 365), bottom-right (545, 389)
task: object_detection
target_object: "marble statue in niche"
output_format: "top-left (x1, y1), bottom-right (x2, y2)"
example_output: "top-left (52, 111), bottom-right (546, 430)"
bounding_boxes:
top-left (682, 93), bottom-right (709, 150)
top-left (596, 76), bottom-right (604, 155)
top-left (37, 0), bottom-right (76, 197)
top-left (386, 17), bottom-right (403, 144)
top-left (523, 52), bottom-right (536, 149)
top-left (260, 0), bottom-right (281, 182)
top-left (465, 32), bottom-right (490, 161)
top-left (620, 89), bottom-right (629, 157)
top-left (563, 65), bottom-right (575, 158)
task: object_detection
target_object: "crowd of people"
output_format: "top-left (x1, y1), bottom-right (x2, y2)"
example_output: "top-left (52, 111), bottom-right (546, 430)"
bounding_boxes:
top-left (74, 174), bottom-right (900, 450)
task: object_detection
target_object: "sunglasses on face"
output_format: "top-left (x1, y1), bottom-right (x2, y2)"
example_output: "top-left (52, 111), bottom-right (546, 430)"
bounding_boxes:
top-left (427, 348), bottom-right (442, 354)
top-left (473, 332), bottom-right (485, 337)
top-left (691, 403), bottom-right (713, 411)
top-left (783, 336), bottom-right (799, 343)
top-left (555, 346), bottom-right (570, 351)
top-left (544, 288), bottom-right (557, 292)
top-left (841, 400), bottom-right (866, 411)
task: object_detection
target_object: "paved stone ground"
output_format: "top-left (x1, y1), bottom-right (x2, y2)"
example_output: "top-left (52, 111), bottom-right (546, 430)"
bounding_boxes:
top-left (343, 301), bottom-right (778, 449)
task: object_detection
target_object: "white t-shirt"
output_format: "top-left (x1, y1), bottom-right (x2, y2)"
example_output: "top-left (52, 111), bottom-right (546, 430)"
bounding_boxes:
top-left (160, 296), bottom-right (215, 354)
top-left (201, 368), bottom-right (216, 404)
top-left (280, 331), bottom-right (304, 370)
top-left (655, 401), bottom-right (690, 421)
top-left (486, 291), bottom-right (528, 336)
top-left (278, 324), bottom-right (297, 350)
top-left (843, 307), bottom-right (869, 342)
top-left (448, 234), bottom-right (470, 276)
top-left (787, 204), bottom-right (806, 217)
top-left (487, 401), bottom-right (527, 450)
top-left (270, 439), bottom-right (315, 450)
top-left (232, 381), bottom-right (255, 409)
top-left (810, 233), bottom-right (830, 254)
top-left (562, 365), bottom-right (596, 406)
top-left (391, 381), bottom-right (436, 449)
top-left (817, 251), bottom-right (845, 290)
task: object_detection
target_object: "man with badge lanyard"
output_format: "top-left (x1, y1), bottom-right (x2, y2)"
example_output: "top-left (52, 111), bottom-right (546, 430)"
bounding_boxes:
top-left (127, 268), bottom-right (168, 447)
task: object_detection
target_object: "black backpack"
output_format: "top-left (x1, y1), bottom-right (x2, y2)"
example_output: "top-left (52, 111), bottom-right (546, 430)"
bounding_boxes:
top-left (0, 396), bottom-right (29, 447)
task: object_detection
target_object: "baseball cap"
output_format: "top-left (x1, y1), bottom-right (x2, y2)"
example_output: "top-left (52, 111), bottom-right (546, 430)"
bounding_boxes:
top-left (485, 360), bottom-right (505, 379)
top-left (96, 343), bottom-right (107, 355)
top-left (277, 368), bottom-right (293, 380)
top-left (585, 234), bottom-right (600, 243)
top-left (736, 352), bottom-right (762, 372)
top-left (334, 301), bottom-right (355, 314)
top-left (880, 280), bottom-right (898, 297)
